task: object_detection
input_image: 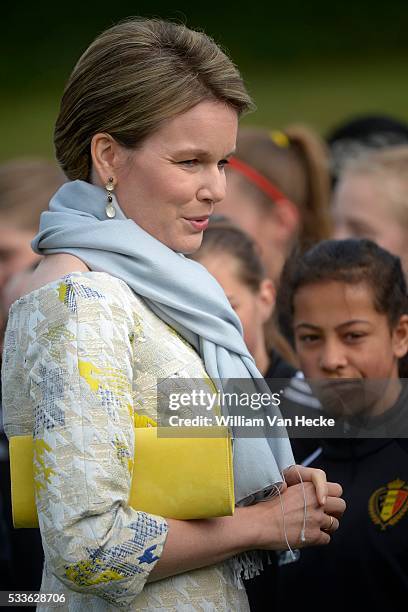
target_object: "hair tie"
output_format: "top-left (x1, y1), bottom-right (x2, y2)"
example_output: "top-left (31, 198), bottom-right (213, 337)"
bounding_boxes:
top-left (270, 130), bottom-right (290, 148)
top-left (228, 156), bottom-right (292, 207)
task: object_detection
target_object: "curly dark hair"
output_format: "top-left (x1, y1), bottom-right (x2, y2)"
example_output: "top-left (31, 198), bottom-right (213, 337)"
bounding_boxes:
top-left (277, 239), bottom-right (408, 356)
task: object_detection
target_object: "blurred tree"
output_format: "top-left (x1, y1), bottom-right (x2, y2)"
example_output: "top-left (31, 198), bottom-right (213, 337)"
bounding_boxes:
top-left (1, 1), bottom-right (408, 159)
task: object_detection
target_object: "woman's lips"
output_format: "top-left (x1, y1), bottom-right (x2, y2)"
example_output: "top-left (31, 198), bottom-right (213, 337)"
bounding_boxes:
top-left (184, 217), bottom-right (210, 231)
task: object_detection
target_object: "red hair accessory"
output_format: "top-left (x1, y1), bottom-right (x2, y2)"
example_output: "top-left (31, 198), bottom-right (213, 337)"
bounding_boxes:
top-left (228, 156), bottom-right (291, 207)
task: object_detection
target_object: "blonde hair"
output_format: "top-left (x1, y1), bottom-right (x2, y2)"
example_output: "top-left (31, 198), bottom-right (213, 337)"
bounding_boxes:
top-left (341, 145), bottom-right (408, 226)
top-left (55, 18), bottom-right (254, 181)
top-left (0, 158), bottom-right (65, 231)
top-left (229, 125), bottom-right (332, 249)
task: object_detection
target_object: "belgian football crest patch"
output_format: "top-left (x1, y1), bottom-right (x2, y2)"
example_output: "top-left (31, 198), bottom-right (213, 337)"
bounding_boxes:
top-left (369, 479), bottom-right (408, 530)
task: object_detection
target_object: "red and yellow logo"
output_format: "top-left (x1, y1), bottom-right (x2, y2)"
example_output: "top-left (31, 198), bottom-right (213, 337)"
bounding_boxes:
top-left (369, 478), bottom-right (408, 530)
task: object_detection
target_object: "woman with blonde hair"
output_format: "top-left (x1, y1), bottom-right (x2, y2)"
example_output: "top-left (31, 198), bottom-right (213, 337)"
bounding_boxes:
top-left (2, 18), bottom-right (344, 610)
top-left (218, 125), bottom-right (332, 283)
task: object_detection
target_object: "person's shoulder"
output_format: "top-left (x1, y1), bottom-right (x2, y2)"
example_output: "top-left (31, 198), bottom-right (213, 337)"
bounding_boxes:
top-left (11, 271), bottom-right (130, 305)
top-left (7, 271), bottom-right (139, 330)
top-left (58, 271), bottom-right (133, 302)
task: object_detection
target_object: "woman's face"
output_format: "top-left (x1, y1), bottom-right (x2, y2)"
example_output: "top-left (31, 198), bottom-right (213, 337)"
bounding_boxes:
top-left (110, 100), bottom-right (238, 254)
top-left (332, 173), bottom-right (408, 273)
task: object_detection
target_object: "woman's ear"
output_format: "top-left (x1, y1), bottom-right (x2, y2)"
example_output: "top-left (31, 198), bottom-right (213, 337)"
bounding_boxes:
top-left (90, 133), bottom-right (123, 186)
top-left (272, 199), bottom-right (300, 242)
top-left (392, 314), bottom-right (408, 359)
top-left (257, 278), bottom-right (276, 323)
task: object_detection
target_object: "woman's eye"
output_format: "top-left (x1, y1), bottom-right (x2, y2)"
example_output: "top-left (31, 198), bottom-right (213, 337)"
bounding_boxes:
top-left (179, 159), bottom-right (198, 167)
top-left (218, 159), bottom-right (229, 169)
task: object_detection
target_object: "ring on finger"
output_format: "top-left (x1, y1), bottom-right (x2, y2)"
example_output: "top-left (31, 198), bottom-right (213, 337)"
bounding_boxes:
top-left (322, 515), bottom-right (334, 533)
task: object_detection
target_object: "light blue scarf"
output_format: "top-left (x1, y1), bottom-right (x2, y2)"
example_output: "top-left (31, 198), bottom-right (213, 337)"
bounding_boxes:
top-left (32, 180), bottom-right (294, 507)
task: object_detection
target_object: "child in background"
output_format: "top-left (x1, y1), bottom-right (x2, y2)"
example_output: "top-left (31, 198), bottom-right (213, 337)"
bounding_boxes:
top-left (332, 146), bottom-right (408, 279)
top-left (191, 222), bottom-right (319, 611)
top-left (217, 125), bottom-right (331, 284)
top-left (326, 113), bottom-right (408, 186)
top-left (0, 157), bottom-right (64, 599)
top-left (0, 158), bottom-right (65, 299)
top-left (190, 222), bottom-right (298, 377)
top-left (274, 239), bottom-right (408, 612)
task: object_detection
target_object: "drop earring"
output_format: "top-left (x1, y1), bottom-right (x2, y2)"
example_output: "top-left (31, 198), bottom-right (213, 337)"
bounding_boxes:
top-left (105, 177), bottom-right (116, 218)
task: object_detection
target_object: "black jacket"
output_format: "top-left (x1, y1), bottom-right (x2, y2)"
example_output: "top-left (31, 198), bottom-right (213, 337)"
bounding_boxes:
top-left (246, 383), bottom-right (408, 611)
top-left (273, 436), bottom-right (408, 612)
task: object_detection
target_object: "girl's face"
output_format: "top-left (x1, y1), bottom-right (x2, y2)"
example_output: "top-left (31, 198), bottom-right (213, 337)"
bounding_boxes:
top-left (198, 253), bottom-right (274, 367)
top-left (293, 279), bottom-right (408, 415)
top-left (293, 279), bottom-right (408, 381)
top-left (92, 100), bottom-right (238, 254)
top-left (332, 173), bottom-right (408, 275)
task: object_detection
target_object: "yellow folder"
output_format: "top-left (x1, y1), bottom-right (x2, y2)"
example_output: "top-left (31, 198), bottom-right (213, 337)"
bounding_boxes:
top-left (9, 426), bottom-right (234, 528)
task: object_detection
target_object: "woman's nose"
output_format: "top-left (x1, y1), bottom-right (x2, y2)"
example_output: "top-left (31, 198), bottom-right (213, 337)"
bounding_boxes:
top-left (197, 168), bottom-right (226, 204)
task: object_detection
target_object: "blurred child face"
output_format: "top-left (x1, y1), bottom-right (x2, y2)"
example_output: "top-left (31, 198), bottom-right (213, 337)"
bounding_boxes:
top-left (332, 174), bottom-right (408, 275)
top-left (0, 224), bottom-right (40, 292)
top-left (218, 172), bottom-right (297, 283)
top-left (198, 253), bottom-right (274, 370)
top-left (0, 223), bottom-right (41, 351)
top-left (293, 280), bottom-right (408, 414)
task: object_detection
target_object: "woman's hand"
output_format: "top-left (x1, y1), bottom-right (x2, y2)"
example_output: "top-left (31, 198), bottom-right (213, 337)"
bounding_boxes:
top-left (284, 464), bottom-right (345, 520)
top-left (149, 475), bottom-right (345, 582)
top-left (247, 475), bottom-right (346, 551)
top-left (284, 464), bottom-right (330, 505)
top-left (149, 465), bottom-right (345, 581)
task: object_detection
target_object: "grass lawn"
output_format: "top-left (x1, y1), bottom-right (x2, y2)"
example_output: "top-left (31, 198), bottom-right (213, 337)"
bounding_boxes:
top-left (1, 54), bottom-right (408, 162)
